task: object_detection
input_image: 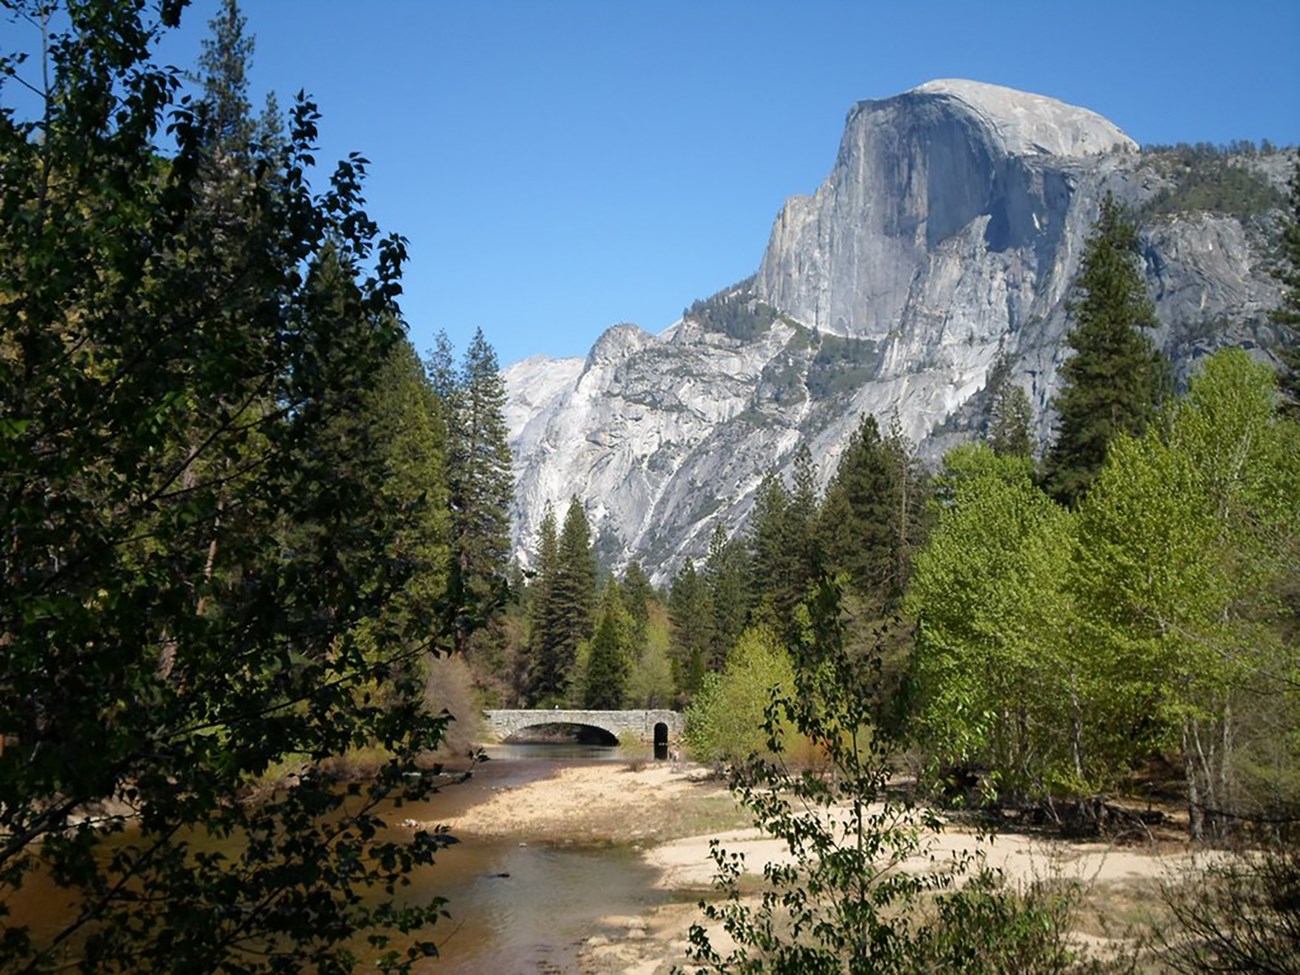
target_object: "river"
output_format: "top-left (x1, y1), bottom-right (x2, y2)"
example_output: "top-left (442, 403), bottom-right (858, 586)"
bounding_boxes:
top-left (10, 744), bottom-right (678, 974)
top-left (375, 742), bottom-right (674, 973)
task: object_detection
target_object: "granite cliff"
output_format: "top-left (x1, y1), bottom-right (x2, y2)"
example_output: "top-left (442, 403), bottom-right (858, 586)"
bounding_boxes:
top-left (504, 80), bottom-right (1291, 577)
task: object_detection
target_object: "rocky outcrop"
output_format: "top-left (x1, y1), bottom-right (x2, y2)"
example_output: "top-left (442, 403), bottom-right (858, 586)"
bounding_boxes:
top-left (505, 80), bottom-right (1290, 578)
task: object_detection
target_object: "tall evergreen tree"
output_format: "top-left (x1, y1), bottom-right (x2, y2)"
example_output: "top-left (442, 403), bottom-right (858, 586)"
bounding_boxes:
top-left (1044, 192), bottom-right (1170, 505)
top-left (196, 0), bottom-right (255, 158)
top-left (584, 579), bottom-right (632, 709)
top-left (526, 496), bottom-right (595, 703)
top-left (749, 470), bottom-right (798, 626)
top-left (555, 495), bottom-right (597, 650)
top-left (524, 504), bottom-right (562, 703)
top-left (668, 558), bottom-right (712, 698)
top-left (786, 444), bottom-right (822, 596)
top-left (446, 328), bottom-right (514, 647)
top-left (819, 414), bottom-right (908, 611)
top-left (424, 329), bottom-right (460, 432)
top-left (620, 559), bottom-right (654, 649)
top-left (354, 336), bottom-right (451, 644)
top-left (703, 523), bottom-right (753, 670)
top-left (984, 350), bottom-right (1035, 458)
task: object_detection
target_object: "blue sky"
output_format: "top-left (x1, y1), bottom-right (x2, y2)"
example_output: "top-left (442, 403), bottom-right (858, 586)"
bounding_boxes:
top-left (10, 1), bottom-right (1300, 367)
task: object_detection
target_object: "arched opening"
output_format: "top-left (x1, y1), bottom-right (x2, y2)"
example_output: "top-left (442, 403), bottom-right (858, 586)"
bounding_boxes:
top-left (653, 722), bottom-right (669, 761)
top-left (503, 722), bottom-right (619, 746)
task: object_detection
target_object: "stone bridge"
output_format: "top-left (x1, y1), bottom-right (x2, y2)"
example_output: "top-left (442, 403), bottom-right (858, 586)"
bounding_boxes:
top-left (481, 709), bottom-right (684, 745)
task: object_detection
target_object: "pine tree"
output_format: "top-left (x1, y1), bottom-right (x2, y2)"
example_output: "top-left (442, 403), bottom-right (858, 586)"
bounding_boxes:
top-left (524, 504), bottom-right (562, 703)
top-left (196, 0), bottom-right (255, 158)
top-left (526, 496), bottom-right (595, 703)
top-left (748, 470), bottom-right (797, 626)
top-left (584, 580), bottom-right (632, 709)
top-left (424, 329), bottom-right (460, 433)
top-left (886, 412), bottom-right (930, 597)
top-left (786, 444), bottom-right (822, 596)
top-left (1044, 192), bottom-right (1170, 506)
top-left (984, 350), bottom-right (1035, 458)
top-left (620, 559), bottom-right (654, 649)
top-left (668, 558), bottom-right (712, 698)
top-left (555, 495), bottom-right (597, 649)
top-left (818, 414), bottom-right (899, 610)
top-left (358, 336), bottom-right (451, 640)
top-left (447, 328), bottom-right (514, 645)
top-left (703, 523), bottom-right (753, 670)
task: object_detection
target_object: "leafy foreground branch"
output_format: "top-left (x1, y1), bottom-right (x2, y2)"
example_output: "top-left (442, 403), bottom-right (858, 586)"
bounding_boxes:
top-left (679, 579), bottom-right (1118, 975)
top-left (1, 3), bottom-right (468, 972)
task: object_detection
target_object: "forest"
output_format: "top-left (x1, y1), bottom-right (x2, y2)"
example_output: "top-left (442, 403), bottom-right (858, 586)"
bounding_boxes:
top-left (2, 1), bottom-right (1299, 973)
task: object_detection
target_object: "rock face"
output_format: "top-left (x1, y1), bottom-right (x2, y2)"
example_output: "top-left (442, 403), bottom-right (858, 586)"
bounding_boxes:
top-left (505, 80), bottom-right (1289, 578)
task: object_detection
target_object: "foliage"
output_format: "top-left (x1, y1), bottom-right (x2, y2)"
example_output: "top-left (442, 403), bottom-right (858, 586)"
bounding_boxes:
top-left (684, 284), bottom-right (780, 342)
top-left (669, 558), bottom-right (712, 699)
top-left (627, 604), bottom-right (677, 710)
top-left (680, 579), bottom-right (1094, 974)
top-left (817, 413), bottom-right (928, 613)
top-left (806, 334), bottom-right (883, 400)
top-left (523, 496), bottom-right (595, 705)
top-left (1158, 842), bottom-right (1300, 975)
top-left (1071, 349), bottom-right (1300, 837)
top-left (1142, 142), bottom-right (1286, 219)
top-left (983, 350), bottom-right (1036, 458)
top-left (444, 327), bottom-right (514, 650)
top-left (907, 445), bottom-right (1079, 805)
top-left (1271, 151), bottom-right (1300, 412)
top-left (683, 626), bottom-right (796, 764)
top-left (583, 579), bottom-right (632, 709)
top-left (0, 3), bottom-right (457, 971)
top-left (703, 524), bottom-right (753, 671)
top-left (1045, 192), bottom-right (1170, 506)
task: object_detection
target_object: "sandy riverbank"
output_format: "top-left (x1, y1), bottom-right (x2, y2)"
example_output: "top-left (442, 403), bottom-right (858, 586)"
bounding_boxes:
top-left (422, 761), bottom-right (1194, 974)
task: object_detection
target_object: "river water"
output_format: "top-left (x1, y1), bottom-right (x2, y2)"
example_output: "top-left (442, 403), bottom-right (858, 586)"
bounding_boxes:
top-left (11, 744), bottom-right (677, 974)
top-left (376, 742), bottom-right (675, 973)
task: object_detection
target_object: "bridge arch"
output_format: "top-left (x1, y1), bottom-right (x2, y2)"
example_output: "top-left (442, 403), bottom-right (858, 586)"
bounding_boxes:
top-left (481, 709), bottom-right (684, 745)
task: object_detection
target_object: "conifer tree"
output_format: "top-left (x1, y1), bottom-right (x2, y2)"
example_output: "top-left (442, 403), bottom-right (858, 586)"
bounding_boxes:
top-left (620, 559), bottom-right (654, 649)
top-left (984, 351), bottom-right (1035, 458)
top-left (748, 470), bottom-right (797, 626)
top-left (356, 336), bottom-right (451, 641)
top-left (669, 558), bottom-right (712, 698)
top-left (524, 504), bottom-right (562, 703)
top-left (446, 328), bottom-right (514, 645)
top-left (818, 414), bottom-right (903, 611)
top-left (703, 523), bottom-right (753, 670)
top-left (526, 496), bottom-right (595, 703)
top-left (584, 580), bottom-right (632, 709)
top-left (196, 0), bottom-right (255, 158)
top-left (786, 444), bottom-right (822, 596)
top-left (1044, 192), bottom-right (1170, 505)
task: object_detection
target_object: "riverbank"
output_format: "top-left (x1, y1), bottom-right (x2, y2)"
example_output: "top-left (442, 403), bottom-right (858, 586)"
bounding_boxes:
top-left (418, 759), bottom-right (1195, 974)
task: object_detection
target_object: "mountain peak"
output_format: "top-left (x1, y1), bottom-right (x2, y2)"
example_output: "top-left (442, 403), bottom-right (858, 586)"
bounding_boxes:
top-left (905, 78), bottom-right (1137, 157)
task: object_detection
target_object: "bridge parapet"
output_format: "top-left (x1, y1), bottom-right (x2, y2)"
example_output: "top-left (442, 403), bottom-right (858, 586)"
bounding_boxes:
top-left (481, 709), bottom-right (683, 743)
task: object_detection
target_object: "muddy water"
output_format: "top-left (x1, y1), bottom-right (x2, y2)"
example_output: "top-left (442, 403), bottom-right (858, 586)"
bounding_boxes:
top-left (11, 745), bottom-right (675, 973)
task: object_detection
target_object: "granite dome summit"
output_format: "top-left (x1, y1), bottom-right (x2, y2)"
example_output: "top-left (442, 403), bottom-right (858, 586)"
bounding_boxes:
top-left (504, 80), bottom-right (1289, 578)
